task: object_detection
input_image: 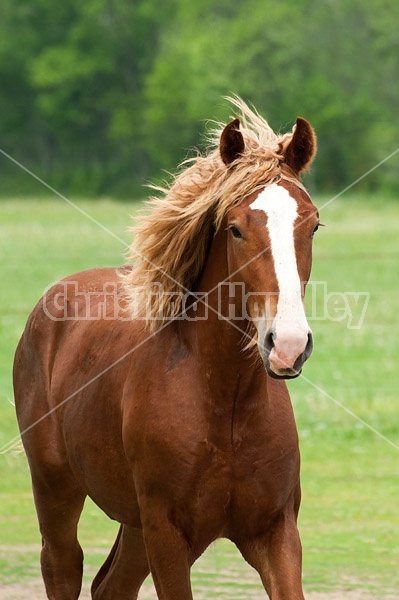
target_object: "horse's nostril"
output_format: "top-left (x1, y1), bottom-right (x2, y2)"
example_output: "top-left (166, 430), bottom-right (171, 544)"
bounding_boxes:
top-left (304, 332), bottom-right (313, 359)
top-left (264, 330), bottom-right (275, 353)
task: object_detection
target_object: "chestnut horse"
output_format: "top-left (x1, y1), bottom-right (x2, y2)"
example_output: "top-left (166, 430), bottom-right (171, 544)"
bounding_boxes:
top-left (14, 98), bottom-right (318, 599)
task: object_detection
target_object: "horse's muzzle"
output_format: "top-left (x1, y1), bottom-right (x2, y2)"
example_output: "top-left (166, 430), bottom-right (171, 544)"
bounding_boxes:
top-left (262, 329), bottom-right (313, 380)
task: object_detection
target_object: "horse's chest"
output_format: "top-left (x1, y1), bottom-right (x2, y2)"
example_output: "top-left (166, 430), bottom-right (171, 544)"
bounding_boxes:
top-left (128, 373), bottom-right (299, 539)
top-left (189, 441), bottom-right (299, 539)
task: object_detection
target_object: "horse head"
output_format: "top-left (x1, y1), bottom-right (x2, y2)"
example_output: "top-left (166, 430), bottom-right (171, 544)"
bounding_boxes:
top-left (221, 117), bottom-right (318, 379)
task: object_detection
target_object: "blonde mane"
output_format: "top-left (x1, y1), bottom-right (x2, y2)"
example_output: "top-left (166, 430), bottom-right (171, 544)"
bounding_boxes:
top-left (122, 96), bottom-right (302, 329)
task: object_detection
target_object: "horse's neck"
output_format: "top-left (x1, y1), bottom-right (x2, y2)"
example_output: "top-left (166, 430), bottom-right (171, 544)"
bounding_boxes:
top-left (187, 228), bottom-right (264, 394)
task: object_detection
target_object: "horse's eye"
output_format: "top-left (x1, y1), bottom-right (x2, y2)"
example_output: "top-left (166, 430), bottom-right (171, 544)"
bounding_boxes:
top-left (229, 225), bottom-right (243, 239)
top-left (311, 224), bottom-right (319, 238)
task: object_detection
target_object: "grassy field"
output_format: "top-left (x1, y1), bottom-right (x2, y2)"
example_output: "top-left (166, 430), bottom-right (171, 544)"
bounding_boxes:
top-left (0, 193), bottom-right (398, 597)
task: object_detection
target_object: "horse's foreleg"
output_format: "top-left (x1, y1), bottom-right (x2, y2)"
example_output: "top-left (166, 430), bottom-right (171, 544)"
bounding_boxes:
top-left (140, 503), bottom-right (194, 600)
top-left (91, 524), bottom-right (150, 600)
top-left (236, 511), bottom-right (305, 600)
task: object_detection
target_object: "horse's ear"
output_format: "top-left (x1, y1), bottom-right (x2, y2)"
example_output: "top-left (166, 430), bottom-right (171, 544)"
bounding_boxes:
top-left (284, 117), bottom-right (317, 174)
top-left (220, 118), bottom-right (245, 166)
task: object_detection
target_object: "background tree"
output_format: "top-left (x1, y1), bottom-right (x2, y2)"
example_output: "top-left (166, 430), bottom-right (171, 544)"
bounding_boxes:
top-left (0, 0), bottom-right (397, 196)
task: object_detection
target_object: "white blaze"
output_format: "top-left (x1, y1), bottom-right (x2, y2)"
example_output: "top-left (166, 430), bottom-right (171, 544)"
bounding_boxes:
top-left (250, 184), bottom-right (310, 364)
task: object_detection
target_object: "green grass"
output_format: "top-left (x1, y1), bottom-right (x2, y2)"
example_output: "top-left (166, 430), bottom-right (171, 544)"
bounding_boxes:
top-left (0, 194), bottom-right (398, 596)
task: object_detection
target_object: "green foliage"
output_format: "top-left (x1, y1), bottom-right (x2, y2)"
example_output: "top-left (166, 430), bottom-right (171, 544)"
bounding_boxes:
top-left (0, 0), bottom-right (398, 196)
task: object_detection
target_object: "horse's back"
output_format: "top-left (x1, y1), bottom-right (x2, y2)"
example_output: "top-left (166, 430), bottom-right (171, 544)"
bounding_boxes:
top-left (14, 266), bottom-right (133, 405)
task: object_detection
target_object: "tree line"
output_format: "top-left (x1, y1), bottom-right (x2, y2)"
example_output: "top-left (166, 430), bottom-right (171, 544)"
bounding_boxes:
top-left (0, 0), bottom-right (397, 197)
